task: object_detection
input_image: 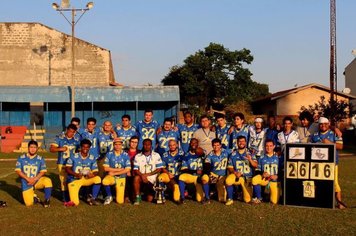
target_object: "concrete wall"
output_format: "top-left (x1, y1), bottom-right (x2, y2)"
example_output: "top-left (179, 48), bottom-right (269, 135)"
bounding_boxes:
top-left (276, 88), bottom-right (350, 116)
top-left (0, 22), bottom-right (113, 86)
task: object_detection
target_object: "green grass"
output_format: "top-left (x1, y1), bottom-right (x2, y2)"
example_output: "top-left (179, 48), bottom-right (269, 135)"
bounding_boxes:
top-left (0, 154), bottom-right (355, 235)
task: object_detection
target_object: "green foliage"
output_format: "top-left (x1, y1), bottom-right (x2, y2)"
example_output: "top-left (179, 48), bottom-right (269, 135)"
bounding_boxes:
top-left (162, 43), bottom-right (269, 111)
top-left (300, 96), bottom-right (353, 123)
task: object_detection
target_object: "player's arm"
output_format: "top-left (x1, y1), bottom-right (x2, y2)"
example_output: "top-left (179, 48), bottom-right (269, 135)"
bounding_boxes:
top-left (104, 166), bottom-right (129, 176)
top-left (147, 167), bottom-right (163, 176)
top-left (246, 154), bottom-right (258, 168)
top-left (65, 166), bottom-right (82, 179)
top-left (15, 169), bottom-right (45, 186)
top-left (50, 143), bottom-right (67, 153)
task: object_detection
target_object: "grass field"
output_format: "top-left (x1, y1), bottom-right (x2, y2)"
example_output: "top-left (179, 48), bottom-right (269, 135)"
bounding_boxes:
top-left (0, 153), bottom-right (355, 236)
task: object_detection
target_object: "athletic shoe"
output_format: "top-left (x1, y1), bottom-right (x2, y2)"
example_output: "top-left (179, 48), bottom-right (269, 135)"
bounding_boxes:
top-left (134, 196), bottom-right (141, 205)
top-left (177, 198), bottom-right (186, 205)
top-left (225, 199), bottom-right (234, 206)
top-left (33, 194), bottom-right (42, 204)
top-left (103, 196), bottom-right (113, 205)
top-left (251, 197), bottom-right (262, 204)
top-left (88, 198), bottom-right (100, 206)
top-left (43, 199), bottom-right (50, 208)
top-left (64, 201), bottom-right (75, 207)
top-left (201, 198), bottom-right (211, 205)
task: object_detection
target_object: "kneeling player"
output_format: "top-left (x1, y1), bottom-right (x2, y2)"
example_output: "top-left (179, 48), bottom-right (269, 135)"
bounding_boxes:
top-left (225, 136), bottom-right (257, 205)
top-left (252, 139), bottom-right (279, 204)
top-left (178, 138), bottom-right (204, 203)
top-left (201, 138), bottom-right (229, 204)
top-left (66, 139), bottom-right (101, 206)
top-left (15, 140), bottom-right (52, 207)
top-left (102, 138), bottom-right (131, 205)
top-left (158, 140), bottom-right (184, 203)
top-left (133, 139), bottom-right (163, 205)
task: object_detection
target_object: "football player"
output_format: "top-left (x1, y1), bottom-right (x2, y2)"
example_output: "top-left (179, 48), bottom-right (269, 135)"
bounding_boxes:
top-left (311, 117), bottom-right (346, 209)
top-left (81, 117), bottom-right (100, 158)
top-left (265, 115), bottom-right (280, 146)
top-left (70, 117), bottom-right (85, 140)
top-left (15, 140), bottom-right (52, 207)
top-left (248, 117), bottom-right (267, 159)
top-left (277, 116), bottom-right (300, 154)
top-left (225, 136), bottom-right (257, 205)
top-left (251, 139), bottom-right (279, 204)
top-left (135, 109), bottom-right (160, 150)
top-left (177, 111), bottom-right (199, 154)
top-left (115, 114), bottom-right (137, 150)
top-left (133, 139), bottom-right (163, 205)
top-left (193, 115), bottom-right (215, 154)
top-left (178, 138), bottom-right (204, 203)
top-left (297, 111), bottom-right (319, 143)
top-left (97, 121), bottom-right (117, 177)
top-left (215, 113), bottom-right (230, 151)
top-left (50, 124), bottom-right (80, 203)
top-left (66, 139), bottom-right (102, 206)
top-left (229, 112), bottom-right (250, 150)
top-left (158, 140), bottom-right (184, 203)
top-left (156, 118), bottom-right (179, 155)
top-left (201, 138), bottom-right (229, 204)
top-left (102, 138), bottom-right (131, 205)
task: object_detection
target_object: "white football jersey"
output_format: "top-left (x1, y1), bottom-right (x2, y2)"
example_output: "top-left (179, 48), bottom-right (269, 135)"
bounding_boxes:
top-left (133, 151), bottom-right (163, 184)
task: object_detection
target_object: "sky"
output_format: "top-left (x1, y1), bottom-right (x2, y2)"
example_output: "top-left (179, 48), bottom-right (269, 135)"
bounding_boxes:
top-left (1, 0), bottom-right (356, 93)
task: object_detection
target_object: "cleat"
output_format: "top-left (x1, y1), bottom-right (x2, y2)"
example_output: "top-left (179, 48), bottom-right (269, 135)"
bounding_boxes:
top-left (43, 199), bottom-right (50, 208)
top-left (177, 199), bottom-right (186, 205)
top-left (124, 197), bottom-right (131, 204)
top-left (64, 201), bottom-right (75, 207)
top-left (33, 194), bottom-right (42, 205)
top-left (225, 199), bottom-right (234, 206)
top-left (134, 196), bottom-right (141, 206)
top-left (0, 201), bottom-right (7, 207)
top-left (201, 198), bottom-right (211, 205)
top-left (103, 196), bottom-right (113, 206)
top-left (251, 197), bottom-right (262, 204)
top-left (88, 198), bottom-right (100, 206)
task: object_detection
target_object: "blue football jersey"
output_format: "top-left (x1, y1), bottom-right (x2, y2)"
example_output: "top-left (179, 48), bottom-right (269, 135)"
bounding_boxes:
top-left (178, 123), bottom-right (199, 153)
top-left (135, 120), bottom-right (160, 150)
top-left (162, 150), bottom-right (184, 176)
top-left (98, 132), bottom-right (115, 157)
top-left (228, 149), bottom-right (256, 178)
top-left (156, 130), bottom-right (180, 155)
top-left (230, 124), bottom-right (250, 150)
top-left (103, 151), bottom-right (131, 178)
top-left (311, 130), bottom-right (342, 164)
top-left (115, 126), bottom-right (136, 149)
top-left (257, 154), bottom-right (279, 182)
top-left (52, 134), bottom-right (80, 165)
top-left (216, 125), bottom-right (231, 150)
top-left (205, 149), bottom-right (229, 176)
top-left (266, 128), bottom-right (279, 146)
top-left (15, 154), bottom-right (47, 191)
top-left (81, 129), bottom-right (100, 158)
top-left (66, 153), bottom-right (98, 183)
top-left (181, 152), bottom-right (203, 175)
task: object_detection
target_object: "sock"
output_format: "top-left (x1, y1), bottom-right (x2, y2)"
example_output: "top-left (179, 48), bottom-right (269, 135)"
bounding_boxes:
top-left (203, 184), bottom-right (210, 199)
top-left (226, 185), bottom-right (233, 200)
top-left (178, 180), bottom-right (186, 200)
top-left (253, 185), bottom-right (262, 199)
top-left (44, 187), bottom-right (52, 200)
top-left (92, 184), bottom-right (101, 198)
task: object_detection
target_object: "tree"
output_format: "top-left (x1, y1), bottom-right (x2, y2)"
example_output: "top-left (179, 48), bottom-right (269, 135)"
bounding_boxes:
top-left (300, 96), bottom-right (353, 124)
top-left (162, 43), bottom-right (269, 111)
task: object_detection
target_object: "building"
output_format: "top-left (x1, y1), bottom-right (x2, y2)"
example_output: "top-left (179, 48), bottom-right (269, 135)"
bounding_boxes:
top-left (345, 58), bottom-right (356, 102)
top-left (251, 83), bottom-right (356, 116)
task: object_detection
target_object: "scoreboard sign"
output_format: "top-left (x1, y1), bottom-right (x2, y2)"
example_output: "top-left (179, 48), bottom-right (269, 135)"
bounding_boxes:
top-left (284, 143), bottom-right (335, 209)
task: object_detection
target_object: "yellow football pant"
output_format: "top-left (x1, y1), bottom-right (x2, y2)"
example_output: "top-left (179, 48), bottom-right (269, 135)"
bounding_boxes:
top-left (158, 173), bottom-right (180, 202)
top-left (335, 165), bottom-right (341, 193)
top-left (179, 173), bottom-right (203, 202)
top-left (201, 174), bottom-right (227, 202)
top-left (225, 174), bottom-right (252, 203)
top-left (68, 176), bottom-right (101, 206)
top-left (252, 175), bottom-right (279, 204)
top-left (23, 177), bottom-right (53, 207)
top-left (57, 164), bottom-right (67, 191)
top-left (102, 175), bottom-right (126, 204)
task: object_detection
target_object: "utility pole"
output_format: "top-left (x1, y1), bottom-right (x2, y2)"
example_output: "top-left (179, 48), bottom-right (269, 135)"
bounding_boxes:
top-left (330, 0), bottom-right (337, 124)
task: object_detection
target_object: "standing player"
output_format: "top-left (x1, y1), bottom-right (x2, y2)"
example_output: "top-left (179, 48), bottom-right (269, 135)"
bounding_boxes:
top-left (265, 115), bottom-right (280, 147)
top-left (15, 140), bottom-right (52, 207)
top-left (251, 139), bottom-right (279, 204)
top-left (115, 114), bottom-right (137, 150)
top-left (133, 139), bottom-right (163, 205)
top-left (135, 109), bottom-right (160, 150)
top-left (102, 138), bottom-right (131, 205)
top-left (178, 138), bottom-right (204, 203)
top-left (311, 117), bottom-right (346, 209)
top-left (277, 116), bottom-right (300, 154)
top-left (177, 111), bottom-right (199, 154)
top-left (225, 136), bottom-right (257, 205)
top-left (156, 118), bottom-right (179, 155)
top-left (65, 139), bottom-right (102, 206)
top-left (229, 113), bottom-right (250, 150)
top-left (215, 113), bottom-right (231, 151)
top-left (158, 140), bottom-right (184, 203)
top-left (297, 111), bottom-right (319, 143)
top-left (248, 117), bottom-right (267, 159)
top-left (50, 124), bottom-right (80, 203)
top-left (193, 115), bottom-right (215, 155)
top-left (201, 138), bottom-right (229, 204)
top-left (81, 117), bottom-right (100, 158)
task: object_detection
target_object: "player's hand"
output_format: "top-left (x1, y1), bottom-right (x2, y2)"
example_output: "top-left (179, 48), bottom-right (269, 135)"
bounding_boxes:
top-left (334, 127), bottom-right (342, 138)
top-left (228, 126), bottom-right (235, 135)
top-left (86, 172), bottom-right (95, 178)
top-left (173, 126), bottom-right (179, 131)
top-left (127, 171), bottom-right (132, 177)
top-left (168, 173), bottom-right (174, 179)
top-left (156, 127), bottom-right (162, 135)
top-left (270, 175), bottom-right (278, 181)
top-left (262, 172), bottom-right (270, 179)
top-left (27, 177), bottom-right (37, 185)
top-left (61, 146), bottom-right (68, 152)
top-left (141, 174), bottom-right (149, 183)
top-left (246, 154), bottom-right (252, 161)
top-left (322, 139), bottom-right (333, 144)
top-left (210, 126), bottom-right (216, 132)
top-left (75, 173), bottom-right (83, 179)
top-left (235, 172), bottom-right (242, 178)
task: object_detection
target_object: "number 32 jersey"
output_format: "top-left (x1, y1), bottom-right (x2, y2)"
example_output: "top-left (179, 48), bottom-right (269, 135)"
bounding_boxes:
top-left (135, 120), bottom-right (160, 150)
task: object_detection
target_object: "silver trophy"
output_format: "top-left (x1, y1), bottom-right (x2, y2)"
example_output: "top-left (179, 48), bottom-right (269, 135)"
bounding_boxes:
top-left (153, 182), bottom-right (167, 204)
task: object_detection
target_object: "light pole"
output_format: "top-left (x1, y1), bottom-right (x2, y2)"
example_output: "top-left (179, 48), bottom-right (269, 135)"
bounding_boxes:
top-left (52, 1), bottom-right (94, 118)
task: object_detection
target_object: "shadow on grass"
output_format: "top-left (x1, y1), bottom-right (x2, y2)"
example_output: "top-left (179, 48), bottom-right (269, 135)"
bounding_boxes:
top-left (0, 180), bottom-right (23, 204)
top-left (47, 172), bottom-right (63, 202)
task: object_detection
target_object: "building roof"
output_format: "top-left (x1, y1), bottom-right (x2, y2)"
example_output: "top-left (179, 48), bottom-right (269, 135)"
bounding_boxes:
top-left (253, 83), bottom-right (356, 103)
top-left (0, 86), bottom-right (179, 103)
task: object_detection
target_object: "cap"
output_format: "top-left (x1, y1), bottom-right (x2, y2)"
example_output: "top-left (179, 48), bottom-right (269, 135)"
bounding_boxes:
top-left (254, 117), bottom-right (263, 123)
top-left (113, 138), bottom-right (123, 143)
top-left (318, 117), bottom-right (329, 124)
